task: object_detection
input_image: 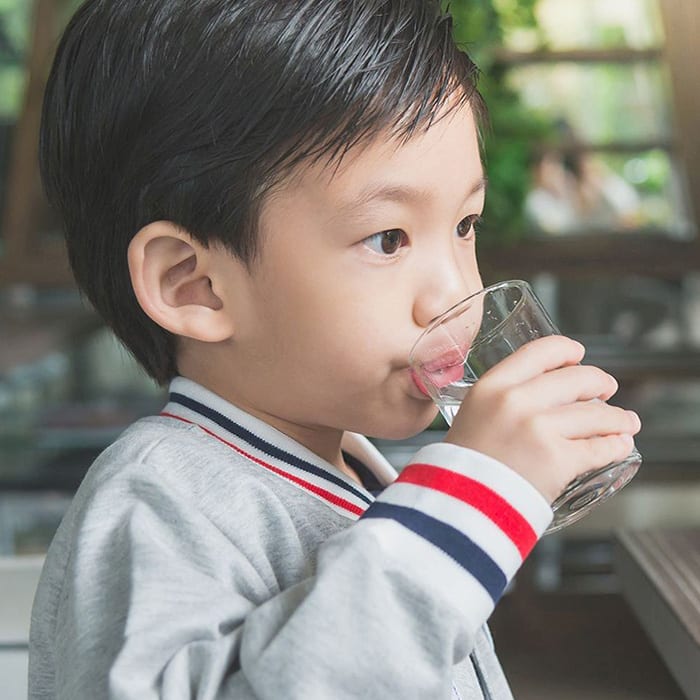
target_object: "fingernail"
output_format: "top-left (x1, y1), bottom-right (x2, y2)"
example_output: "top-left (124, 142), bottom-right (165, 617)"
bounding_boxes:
top-left (621, 433), bottom-right (635, 449)
top-left (626, 410), bottom-right (641, 431)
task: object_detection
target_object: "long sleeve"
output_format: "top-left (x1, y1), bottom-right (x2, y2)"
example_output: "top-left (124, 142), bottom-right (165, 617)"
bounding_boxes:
top-left (228, 444), bottom-right (552, 699)
top-left (29, 378), bottom-right (554, 700)
top-left (31, 438), bottom-right (550, 700)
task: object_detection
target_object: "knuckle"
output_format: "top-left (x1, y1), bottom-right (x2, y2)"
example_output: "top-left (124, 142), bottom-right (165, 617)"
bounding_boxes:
top-left (614, 409), bottom-right (632, 433)
top-left (626, 410), bottom-right (641, 433)
top-left (605, 373), bottom-right (619, 394)
top-left (618, 407), bottom-right (636, 430)
top-left (552, 334), bottom-right (585, 358)
top-left (604, 404), bottom-right (628, 426)
top-left (585, 434), bottom-right (630, 466)
top-left (496, 386), bottom-right (525, 419)
top-left (528, 334), bottom-right (568, 357)
top-left (585, 365), bottom-right (616, 389)
top-left (525, 412), bottom-right (549, 442)
top-left (605, 406), bottom-right (639, 434)
top-left (582, 437), bottom-right (607, 466)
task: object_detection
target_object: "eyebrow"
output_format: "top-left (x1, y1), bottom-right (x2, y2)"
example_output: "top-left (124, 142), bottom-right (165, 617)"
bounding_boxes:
top-left (337, 176), bottom-right (488, 215)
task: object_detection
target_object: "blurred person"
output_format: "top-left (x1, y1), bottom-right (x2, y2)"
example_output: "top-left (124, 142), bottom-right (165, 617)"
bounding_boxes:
top-left (525, 122), bottom-right (641, 234)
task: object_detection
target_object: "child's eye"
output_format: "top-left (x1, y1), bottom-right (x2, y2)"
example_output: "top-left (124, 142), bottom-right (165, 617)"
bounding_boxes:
top-left (363, 229), bottom-right (409, 255)
top-left (456, 214), bottom-right (481, 239)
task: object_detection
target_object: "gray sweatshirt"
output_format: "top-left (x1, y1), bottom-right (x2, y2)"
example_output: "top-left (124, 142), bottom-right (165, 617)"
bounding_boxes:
top-left (29, 377), bottom-right (552, 699)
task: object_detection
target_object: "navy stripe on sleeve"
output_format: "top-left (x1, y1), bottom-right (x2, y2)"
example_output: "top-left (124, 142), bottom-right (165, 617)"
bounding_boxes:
top-left (361, 501), bottom-right (507, 604)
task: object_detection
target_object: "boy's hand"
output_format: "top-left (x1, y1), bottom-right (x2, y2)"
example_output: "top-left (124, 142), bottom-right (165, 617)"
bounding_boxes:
top-left (443, 335), bottom-right (641, 503)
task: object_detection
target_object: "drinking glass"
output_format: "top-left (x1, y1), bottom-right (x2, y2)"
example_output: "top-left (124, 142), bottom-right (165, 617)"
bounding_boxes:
top-left (409, 279), bottom-right (641, 533)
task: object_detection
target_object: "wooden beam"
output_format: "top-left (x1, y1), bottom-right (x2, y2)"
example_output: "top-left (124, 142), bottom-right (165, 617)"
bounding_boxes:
top-left (479, 234), bottom-right (700, 280)
top-left (0, 258), bottom-right (72, 286)
top-left (532, 139), bottom-right (675, 156)
top-left (1, 0), bottom-right (59, 261)
top-left (0, 238), bottom-right (73, 286)
top-left (658, 0), bottom-right (700, 226)
top-left (0, 0), bottom-right (76, 289)
top-left (495, 47), bottom-right (664, 66)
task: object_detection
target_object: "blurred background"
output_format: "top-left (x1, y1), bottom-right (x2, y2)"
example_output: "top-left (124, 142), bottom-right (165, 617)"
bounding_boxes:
top-left (1, 0), bottom-right (699, 698)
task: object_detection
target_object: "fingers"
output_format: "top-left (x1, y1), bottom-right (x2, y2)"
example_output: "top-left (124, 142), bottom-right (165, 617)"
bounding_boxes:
top-left (480, 335), bottom-right (585, 389)
top-left (572, 434), bottom-right (637, 473)
top-left (520, 364), bottom-right (619, 408)
top-left (444, 333), bottom-right (641, 503)
top-left (549, 402), bottom-right (641, 440)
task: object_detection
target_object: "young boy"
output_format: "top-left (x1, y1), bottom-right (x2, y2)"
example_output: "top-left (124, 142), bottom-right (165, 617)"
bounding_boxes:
top-left (29, 1), bottom-right (641, 698)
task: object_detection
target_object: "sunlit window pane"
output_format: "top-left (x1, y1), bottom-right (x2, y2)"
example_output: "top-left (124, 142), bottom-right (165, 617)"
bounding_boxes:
top-left (504, 0), bottom-right (664, 51)
top-left (507, 62), bottom-right (673, 144)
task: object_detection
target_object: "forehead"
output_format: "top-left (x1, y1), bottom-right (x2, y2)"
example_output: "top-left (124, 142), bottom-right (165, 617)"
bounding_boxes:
top-left (276, 103), bottom-right (483, 211)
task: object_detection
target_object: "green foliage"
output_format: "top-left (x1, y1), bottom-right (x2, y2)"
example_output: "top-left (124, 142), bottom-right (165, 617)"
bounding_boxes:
top-left (0, 0), bottom-right (29, 55)
top-left (0, 0), bottom-right (82, 118)
top-left (447, 0), bottom-right (548, 244)
top-left (0, 0), bottom-right (30, 118)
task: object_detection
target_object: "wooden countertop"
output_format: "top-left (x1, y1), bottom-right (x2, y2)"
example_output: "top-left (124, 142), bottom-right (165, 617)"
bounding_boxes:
top-left (616, 529), bottom-right (700, 700)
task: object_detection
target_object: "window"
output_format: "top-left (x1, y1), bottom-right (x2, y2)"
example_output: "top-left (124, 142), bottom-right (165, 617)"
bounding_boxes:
top-left (471, 1), bottom-right (700, 489)
top-left (0, 0), bottom-right (80, 287)
top-left (497, 0), bottom-right (693, 238)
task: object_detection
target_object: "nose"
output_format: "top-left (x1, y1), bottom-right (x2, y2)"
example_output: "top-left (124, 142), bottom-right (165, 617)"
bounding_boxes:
top-left (412, 251), bottom-right (482, 329)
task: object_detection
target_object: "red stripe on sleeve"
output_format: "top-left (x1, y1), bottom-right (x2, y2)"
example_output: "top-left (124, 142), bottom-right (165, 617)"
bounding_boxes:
top-left (396, 463), bottom-right (537, 559)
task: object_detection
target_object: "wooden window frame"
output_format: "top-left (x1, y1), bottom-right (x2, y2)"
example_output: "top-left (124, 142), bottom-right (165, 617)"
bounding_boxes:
top-left (0, 1), bottom-right (698, 287)
top-left (481, 0), bottom-right (700, 280)
top-left (0, 0), bottom-right (72, 287)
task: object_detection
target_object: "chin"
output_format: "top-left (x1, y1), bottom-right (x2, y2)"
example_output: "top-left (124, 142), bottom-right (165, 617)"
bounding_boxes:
top-left (364, 404), bottom-right (440, 441)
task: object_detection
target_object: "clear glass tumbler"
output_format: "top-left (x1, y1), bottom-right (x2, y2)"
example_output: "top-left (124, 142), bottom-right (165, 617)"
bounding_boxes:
top-left (409, 279), bottom-right (641, 533)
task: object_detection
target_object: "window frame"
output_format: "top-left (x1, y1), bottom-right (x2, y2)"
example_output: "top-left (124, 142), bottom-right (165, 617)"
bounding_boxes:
top-left (480, 0), bottom-right (700, 279)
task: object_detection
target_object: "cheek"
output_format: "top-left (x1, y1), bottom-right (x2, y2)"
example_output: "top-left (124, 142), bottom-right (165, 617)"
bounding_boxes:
top-left (263, 263), bottom-right (372, 337)
top-left (461, 248), bottom-right (482, 287)
top-left (277, 300), bottom-right (393, 393)
top-left (251, 247), bottom-right (410, 377)
top-left (251, 280), bottom-right (353, 368)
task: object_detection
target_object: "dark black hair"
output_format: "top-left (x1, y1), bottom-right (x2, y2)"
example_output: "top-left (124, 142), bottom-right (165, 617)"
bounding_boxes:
top-left (41, 0), bottom-right (486, 384)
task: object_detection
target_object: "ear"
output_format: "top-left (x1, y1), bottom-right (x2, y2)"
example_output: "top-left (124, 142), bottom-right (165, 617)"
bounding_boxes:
top-left (127, 221), bottom-right (236, 342)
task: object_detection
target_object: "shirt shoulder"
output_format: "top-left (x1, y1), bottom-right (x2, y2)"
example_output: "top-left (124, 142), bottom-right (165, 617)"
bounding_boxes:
top-left (75, 414), bottom-right (320, 521)
top-left (35, 415), bottom-right (346, 609)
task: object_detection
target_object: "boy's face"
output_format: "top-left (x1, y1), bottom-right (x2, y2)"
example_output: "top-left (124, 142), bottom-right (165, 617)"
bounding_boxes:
top-left (209, 102), bottom-right (485, 441)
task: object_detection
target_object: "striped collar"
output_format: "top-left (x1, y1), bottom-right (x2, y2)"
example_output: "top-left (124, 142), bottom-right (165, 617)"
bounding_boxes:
top-left (160, 377), bottom-right (397, 520)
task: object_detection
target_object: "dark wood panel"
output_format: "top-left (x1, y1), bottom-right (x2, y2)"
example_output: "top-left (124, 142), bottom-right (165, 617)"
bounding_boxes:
top-left (479, 234), bottom-right (700, 280)
top-left (0, 240), bottom-right (73, 287)
top-left (616, 529), bottom-right (700, 700)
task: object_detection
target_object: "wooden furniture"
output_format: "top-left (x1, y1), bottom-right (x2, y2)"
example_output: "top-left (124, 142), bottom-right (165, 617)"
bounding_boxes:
top-left (615, 529), bottom-right (700, 700)
top-left (0, 0), bottom-right (72, 287)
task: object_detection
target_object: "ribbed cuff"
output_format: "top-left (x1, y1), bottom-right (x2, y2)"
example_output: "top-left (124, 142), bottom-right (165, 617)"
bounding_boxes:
top-left (360, 442), bottom-right (552, 616)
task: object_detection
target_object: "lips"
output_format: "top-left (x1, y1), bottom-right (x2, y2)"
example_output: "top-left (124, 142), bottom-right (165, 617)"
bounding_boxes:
top-left (409, 369), bottom-right (431, 397)
top-left (422, 362), bottom-right (465, 390)
top-left (421, 346), bottom-right (467, 374)
top-left (412, 346), bottom-right (466, 393)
